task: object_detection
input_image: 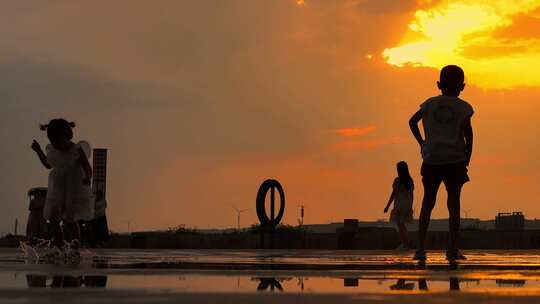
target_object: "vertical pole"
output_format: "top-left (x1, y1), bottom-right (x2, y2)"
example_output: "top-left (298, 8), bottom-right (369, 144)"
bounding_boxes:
top-left (270, 186), bottom-right (275, 221)
top-left (301, 206), bottom-right (304, 226)
top-left (270, 186), bottom-right (275, 249)
top-left (270, 227), bottom-right (274, 249)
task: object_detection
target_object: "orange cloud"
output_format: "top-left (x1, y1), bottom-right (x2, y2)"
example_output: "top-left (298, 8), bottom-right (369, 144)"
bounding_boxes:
top-left (334, 125), bottom-right (376, 137)
top-left (382, 0), bottom-right (540, 89)
top-left (331, 136), bottom-right (404, 151)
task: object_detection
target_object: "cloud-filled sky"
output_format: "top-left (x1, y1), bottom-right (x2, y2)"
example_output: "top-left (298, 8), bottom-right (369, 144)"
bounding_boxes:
top-left (2, 0), bottom-right (540, 233)
top-left (384, 0), bottom-right (540, 88)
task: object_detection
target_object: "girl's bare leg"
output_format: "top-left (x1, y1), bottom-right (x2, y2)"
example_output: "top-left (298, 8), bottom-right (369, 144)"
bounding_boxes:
top-left (63, 222), bottom-right (81, 243)
top-left (398, 223), bottom-right (409, 247)
top-left (49, 219), bottom-right (64, 249)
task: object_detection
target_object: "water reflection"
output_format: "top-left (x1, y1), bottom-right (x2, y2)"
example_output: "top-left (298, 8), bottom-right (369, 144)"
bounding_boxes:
top-left (254, 277), bottom-right (310, 292)
top-left (84, 275), bottom-right (108, 288)
top-left (51, 276), bottom-right (83, 288)
top-left (26, 275), bottom-right (46, 288)
top-left (418, 278), bottom-right (428, 291)
top-left (343, 278), bottom-right (359, 287)
top-left (255, 276), bottom-right (464, 293)
top-left (449, 277), bottom-right (460, 291)
top-left (496, 279), bottom-right (526, 287)
top-left (255, 278), bottom-right (284, 292)
top-left (297, 277), bottom-right (306, 291)
top-left (389, 279), bottom-right (415, 290)
top-left (381, 278), bottom-right (460, 292)
top-left (26, 275), bottom-right (107, 288)
top-left (13, 273), bottom-right (540, 294)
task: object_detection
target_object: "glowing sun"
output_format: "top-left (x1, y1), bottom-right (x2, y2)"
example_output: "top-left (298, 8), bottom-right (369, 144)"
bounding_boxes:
top-left (383, 1), bottom-right (540, 89)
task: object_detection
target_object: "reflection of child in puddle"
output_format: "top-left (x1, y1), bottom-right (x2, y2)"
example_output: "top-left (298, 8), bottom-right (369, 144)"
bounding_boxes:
top-left (51, 276), bottom-right (83, 288)
top-left (389, 279), bottom-right (415, 290)
top-left (389, 278), bottom-right (458, 292)
top-left (26, 275), bottom-right (47, 288)
top-left (84, 275), bottom-right (108, 288)
top-left (26, 275), bottom-right (107, 288)
top-left (418, 279), bottom-right (428, 290)
top-left (449, 277), bottom-right (460, 291)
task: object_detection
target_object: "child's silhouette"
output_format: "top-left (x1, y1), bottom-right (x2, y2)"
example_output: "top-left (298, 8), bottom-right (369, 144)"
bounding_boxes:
top-left (31, 119), bottom-right (94, 251)
top-left (384, 161), bottom-right (414, 251)
top-left (408, 65), bottom-right (474, 261)
top-left (26, 188), bottom-right (49, 241)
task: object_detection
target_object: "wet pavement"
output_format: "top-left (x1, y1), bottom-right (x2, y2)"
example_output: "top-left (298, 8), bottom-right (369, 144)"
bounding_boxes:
top-left (8, 248), bottom-right (540, 269)
top-left (2, 248), bottom-right (540, 303)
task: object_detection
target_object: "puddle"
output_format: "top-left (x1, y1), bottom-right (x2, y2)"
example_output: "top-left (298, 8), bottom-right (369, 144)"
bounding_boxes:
top-left (2, 272), bottom-right (540, 294)
top-left (2, 248), bottom-right (540, 298)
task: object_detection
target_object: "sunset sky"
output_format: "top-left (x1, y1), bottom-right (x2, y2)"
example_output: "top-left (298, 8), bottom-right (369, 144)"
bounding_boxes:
top-left (2, 0), bottom-right (540, 233)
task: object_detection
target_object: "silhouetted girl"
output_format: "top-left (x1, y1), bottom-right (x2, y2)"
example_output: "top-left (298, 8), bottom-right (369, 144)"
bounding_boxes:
top-left (384, 161), bottom-right (414, 250)
top-left (31, 119), bottom-right (93, 251)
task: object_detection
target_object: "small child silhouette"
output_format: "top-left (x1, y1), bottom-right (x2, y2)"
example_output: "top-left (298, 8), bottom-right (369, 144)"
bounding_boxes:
top-left (26, 188), bottom-right (49, 242)
top-left (31, 119), bottom-right (94, 251)
top-left (408, 65), bottom-right (474, 262)
top-left (384, 161), bottom-right (414, 251)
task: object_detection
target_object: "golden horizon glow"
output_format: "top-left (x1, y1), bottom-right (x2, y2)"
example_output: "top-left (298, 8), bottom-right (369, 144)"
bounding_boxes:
top-left (382, 1), bottom-right (540, 89)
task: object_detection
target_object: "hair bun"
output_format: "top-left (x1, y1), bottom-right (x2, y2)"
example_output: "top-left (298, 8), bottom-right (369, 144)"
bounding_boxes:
top-left (69, 121), bottom-right (76, 128)
top-left (39, 124), bottom-right (48, 131)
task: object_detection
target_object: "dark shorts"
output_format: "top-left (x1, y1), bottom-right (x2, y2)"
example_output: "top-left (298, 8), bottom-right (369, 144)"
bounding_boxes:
top-left (421, 162), bottom-right (469, 189)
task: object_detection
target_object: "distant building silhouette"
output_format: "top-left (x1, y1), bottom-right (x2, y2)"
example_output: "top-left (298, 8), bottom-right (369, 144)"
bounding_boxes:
top-left (343, 219), bottom-right (359, 233)
top-left (496, 212), bottom-right (524, 231)
top-left (92, 149), bottom-right (107, 196)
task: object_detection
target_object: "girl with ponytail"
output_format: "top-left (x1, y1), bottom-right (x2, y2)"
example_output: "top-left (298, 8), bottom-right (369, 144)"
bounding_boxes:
top-left (384, 161), bottom-right (415, 250)
top-left (31, 119), bottom-right (93, 251)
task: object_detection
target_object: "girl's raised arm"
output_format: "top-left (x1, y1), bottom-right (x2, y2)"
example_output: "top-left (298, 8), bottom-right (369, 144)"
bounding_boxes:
top-left (31, 140), bottom-right (51, 169)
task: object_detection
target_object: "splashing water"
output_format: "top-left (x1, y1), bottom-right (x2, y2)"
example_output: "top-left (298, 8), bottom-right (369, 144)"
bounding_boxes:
top-left (20, 239), bottom-right (94, 265)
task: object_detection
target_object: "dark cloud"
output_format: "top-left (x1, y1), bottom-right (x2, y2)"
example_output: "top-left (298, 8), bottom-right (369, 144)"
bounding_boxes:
top-left (1, 61), bottom-right (132, 110)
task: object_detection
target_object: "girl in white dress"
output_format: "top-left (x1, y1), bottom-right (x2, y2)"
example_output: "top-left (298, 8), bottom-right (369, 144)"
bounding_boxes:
top-left (31, 119), bottom-right (93, 249)
top-left (384, 161), bottom-right (414, 250)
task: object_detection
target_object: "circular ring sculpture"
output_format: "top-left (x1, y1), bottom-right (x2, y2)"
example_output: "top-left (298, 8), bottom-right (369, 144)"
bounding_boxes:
top-left (256, 179), bottom-right (285, 228)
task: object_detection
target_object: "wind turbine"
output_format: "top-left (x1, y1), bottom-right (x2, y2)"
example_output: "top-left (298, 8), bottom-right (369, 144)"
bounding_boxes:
top-left (233, 207), bottom-right (248, 230)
